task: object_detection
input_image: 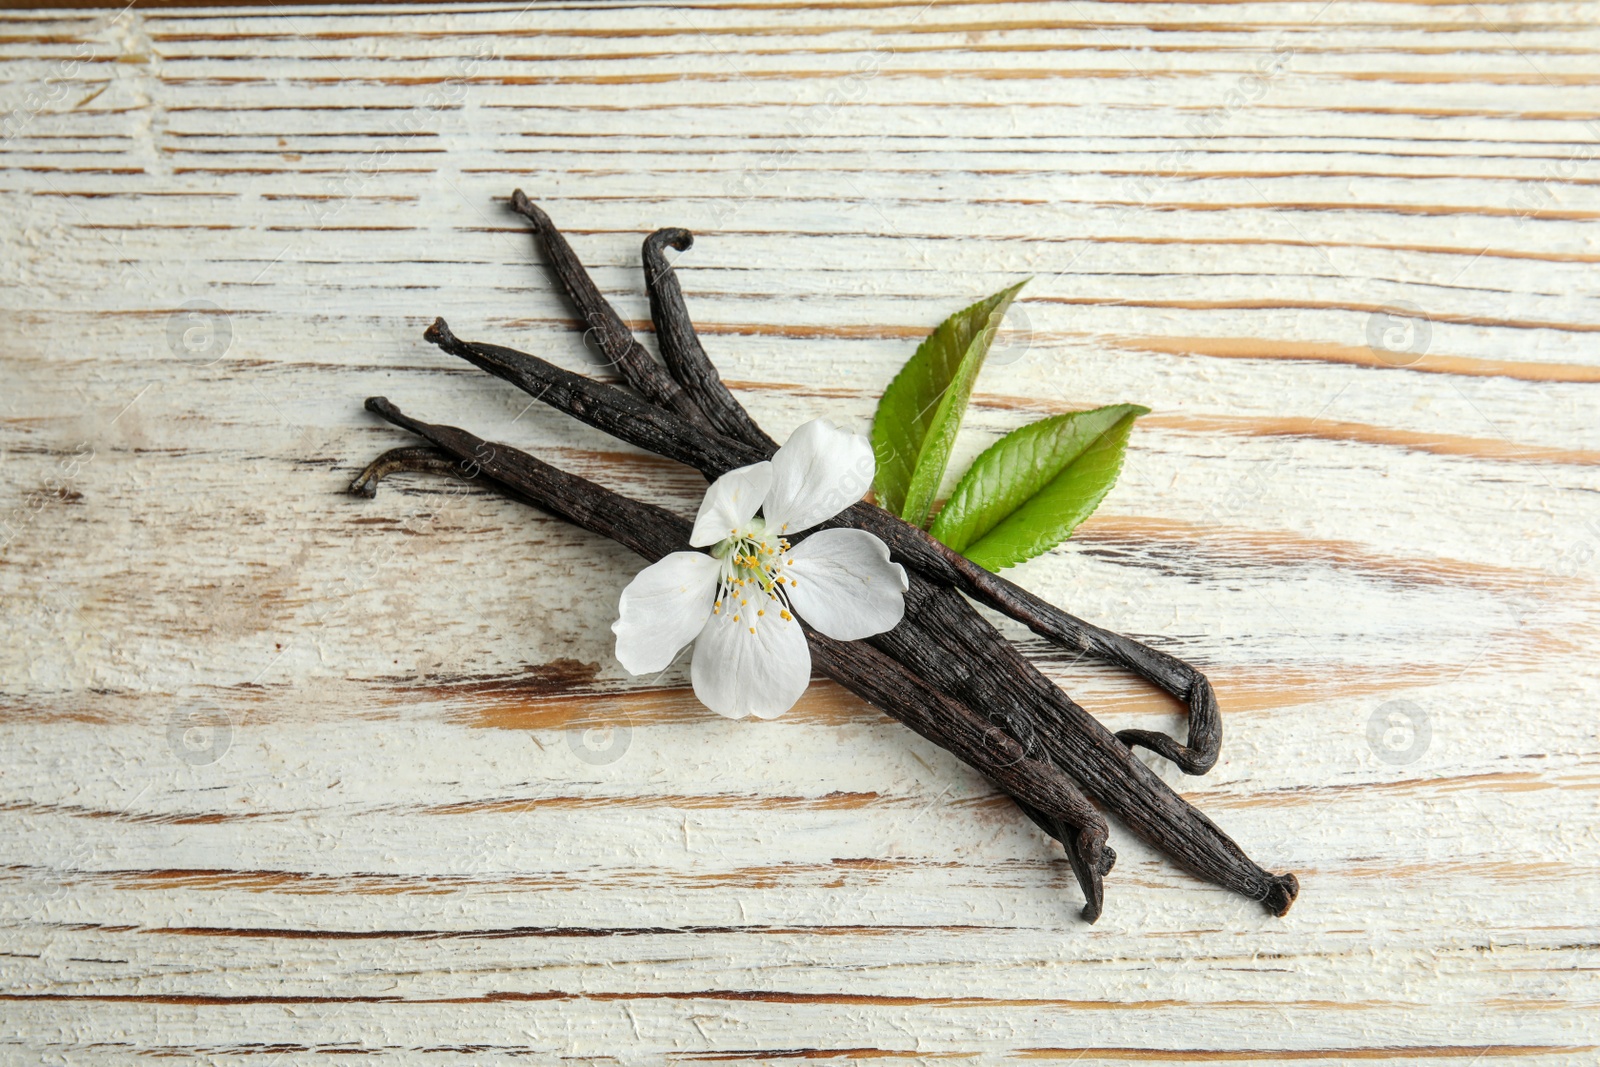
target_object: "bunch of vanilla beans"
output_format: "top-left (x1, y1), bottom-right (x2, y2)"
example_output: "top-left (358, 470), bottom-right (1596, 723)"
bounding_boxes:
top-left (349, 190), bottom-right (1298, 922)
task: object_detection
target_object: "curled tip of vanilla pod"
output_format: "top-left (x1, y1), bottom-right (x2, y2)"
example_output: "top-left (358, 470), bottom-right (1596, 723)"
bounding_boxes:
top-left (645, 226), bottom-right (694, 257)
top-left (348, 445), bottom-right (459, 499)
top-left (508, 188), bottom-right (550, 230)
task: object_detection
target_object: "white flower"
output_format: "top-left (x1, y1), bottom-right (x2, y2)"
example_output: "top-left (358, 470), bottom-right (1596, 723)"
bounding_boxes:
top-left (611, 418), bottom-right (909, 720)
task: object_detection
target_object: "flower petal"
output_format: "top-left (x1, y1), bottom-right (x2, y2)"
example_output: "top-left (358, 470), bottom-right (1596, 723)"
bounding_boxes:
top-left (690, 602), bottom-right (811, 719)
top-left (612, 551), bottom-right (722, 674)
top-left (762, 418), bottom-right (874, 535)
top-left (783, 528), bottom-right (908, 641)
top-left (690, 461), bottom-right (773, 547)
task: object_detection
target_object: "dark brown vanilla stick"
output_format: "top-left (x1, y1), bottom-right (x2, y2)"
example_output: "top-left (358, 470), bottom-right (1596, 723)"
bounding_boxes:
top-left (642, 227), bottom-right (778, 452)
top-left (508, 190), bottom-right (714, 434)
top-left (354, 404), bottom-right (1116, 919)
top-left (542, 201), bottom-right (1218, 774)
top-left (421, 321), bottom-right (1297, 915)
top-left (348, 445), bottom-right (463, 489)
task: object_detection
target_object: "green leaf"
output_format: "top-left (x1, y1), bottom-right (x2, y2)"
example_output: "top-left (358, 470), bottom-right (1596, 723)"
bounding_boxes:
top-left (871, 281), bottom-right (1027, 526)
top-left (929, 404), bottom-right (1149, 571)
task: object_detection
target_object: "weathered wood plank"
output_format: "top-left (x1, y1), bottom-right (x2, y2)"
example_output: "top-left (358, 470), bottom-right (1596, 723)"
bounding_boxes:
top-left (2, 0), bottom-right (1598, 1062)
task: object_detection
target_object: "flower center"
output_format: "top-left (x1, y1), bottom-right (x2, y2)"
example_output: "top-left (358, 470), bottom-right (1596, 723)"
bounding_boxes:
top-left (710, 517), bottom-right (796, 634)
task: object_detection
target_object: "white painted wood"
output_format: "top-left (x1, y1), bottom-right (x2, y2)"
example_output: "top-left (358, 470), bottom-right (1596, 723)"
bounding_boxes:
top-left (2, 1), bottom-right (1598, 1062)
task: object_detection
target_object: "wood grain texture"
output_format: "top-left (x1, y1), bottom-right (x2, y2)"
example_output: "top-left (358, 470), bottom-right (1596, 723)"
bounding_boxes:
top-left (2, 0), bottom-right (1598, 1062)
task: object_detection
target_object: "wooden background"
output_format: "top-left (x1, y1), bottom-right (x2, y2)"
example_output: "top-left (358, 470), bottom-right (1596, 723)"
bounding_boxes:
top-left (3, 0), bottom-right (1598, 1061)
